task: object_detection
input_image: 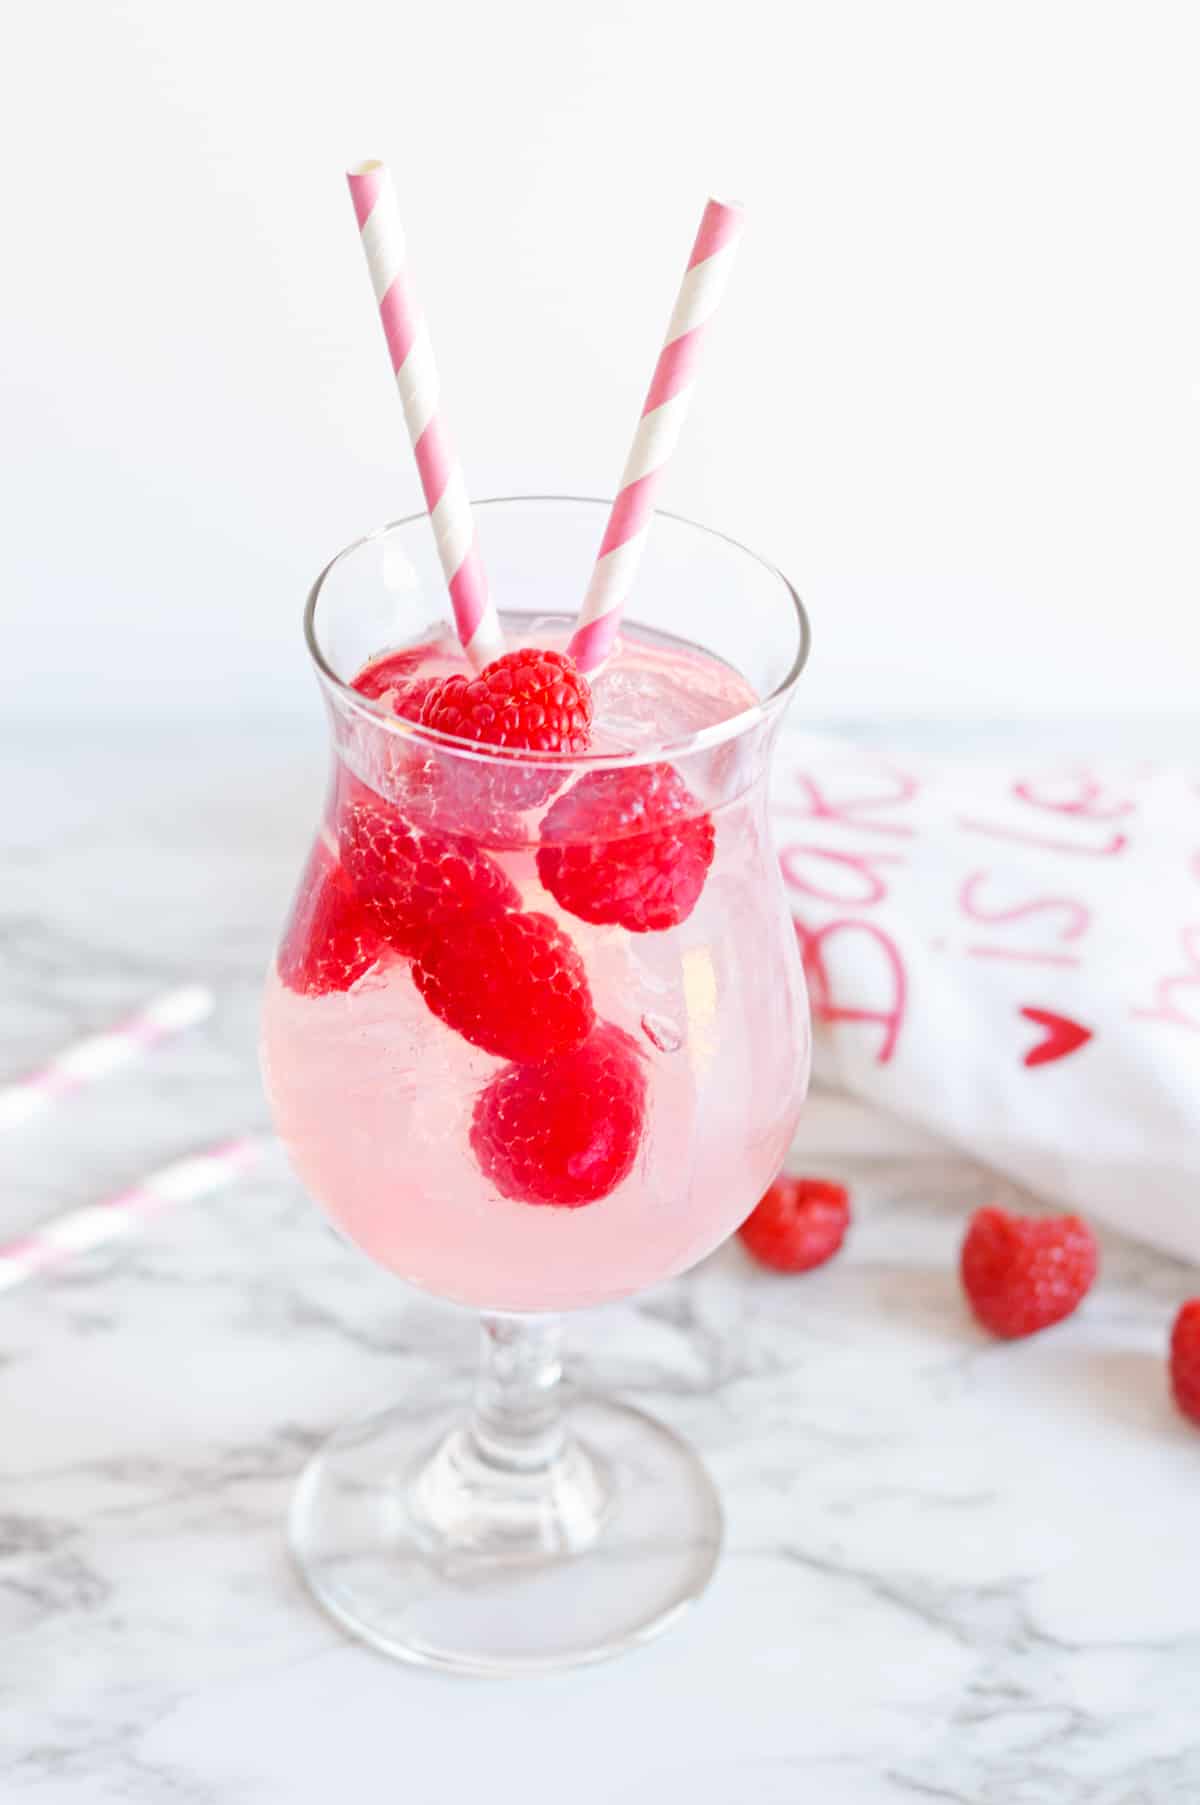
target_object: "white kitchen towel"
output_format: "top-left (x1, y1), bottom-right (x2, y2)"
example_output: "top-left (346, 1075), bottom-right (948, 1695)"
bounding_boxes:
top-left (772, 734), bottom-right (1200, 1262)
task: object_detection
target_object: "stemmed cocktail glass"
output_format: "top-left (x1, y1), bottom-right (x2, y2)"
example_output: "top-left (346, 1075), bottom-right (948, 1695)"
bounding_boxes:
top-left (261, 496), bottom-right (810, 1672)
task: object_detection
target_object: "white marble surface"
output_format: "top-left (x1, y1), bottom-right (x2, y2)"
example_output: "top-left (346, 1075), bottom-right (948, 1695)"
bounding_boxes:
top-left (2, 716), bottom-right (1199, 1804)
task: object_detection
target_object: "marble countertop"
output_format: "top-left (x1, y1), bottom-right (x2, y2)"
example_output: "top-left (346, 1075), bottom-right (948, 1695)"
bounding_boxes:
top-left (3, 715), bottom-right (1199, 1804)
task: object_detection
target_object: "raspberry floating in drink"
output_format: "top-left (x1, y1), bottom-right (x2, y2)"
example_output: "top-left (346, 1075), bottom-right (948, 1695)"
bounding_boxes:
top-left (420, 647), bottom-right (594, 753)
top-left (412, 909), bottom-right (595, 1063)
top-left (471, 1023), bottom-right (647, 1207)
top-left (277, 840), bottom-right (386, 998)
top-left (352, 645), bottom-right (443, 722)
top-left (420, 646), bottom-right (594, 813)
top-left (339, 793), bottom-right (519, 955)
top-left (537, 762), bottom-right (715, 932)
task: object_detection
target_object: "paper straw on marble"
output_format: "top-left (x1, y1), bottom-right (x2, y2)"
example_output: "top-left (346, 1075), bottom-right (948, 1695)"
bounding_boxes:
top-left (346, 161), bottom-right (503, 667)
top-left (0, 986), bottom-right (215, 1133)
top-left (0, 1135), bottom-right (269, 1295)
top-left (567, 198), bottom-right (745, 674)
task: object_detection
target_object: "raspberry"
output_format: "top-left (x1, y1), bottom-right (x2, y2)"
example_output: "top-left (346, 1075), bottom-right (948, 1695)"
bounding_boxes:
top-left (470, 1023), bottom-right (646, 1207)
top-left (412, 911), bottom-right (594, 1063)
top-left (960, 1206), bottom-right (1098, 1339)
top-left (351, 647), bottom-right (441, 721)
top-left (737, 1177), bottom-right (851, 1273)
top-left (351, 645), bottom-right (427, 700)
top-left (421, 648), bottom-right (593, 754)
top-left (389, 675), bottom-right (441, 723)
top-left (339, 794), bottom-right (519, 956)
top-left (537, 764), bottom-right (715, 932)
top-left (420, 647), bottom-right (594, 816)
top-left (277, 841), bottom-right (386, 997)
top-left (1169, 1300), bottom-right (1200, 1425)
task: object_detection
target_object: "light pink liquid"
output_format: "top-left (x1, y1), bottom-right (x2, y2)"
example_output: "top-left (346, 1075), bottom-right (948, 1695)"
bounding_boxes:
top-left (261, 628), bottom-right (809, 1312)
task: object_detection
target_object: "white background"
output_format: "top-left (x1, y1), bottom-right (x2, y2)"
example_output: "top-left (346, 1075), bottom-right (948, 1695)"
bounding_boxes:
top-left (4, 0), bottom-right (1198, 723)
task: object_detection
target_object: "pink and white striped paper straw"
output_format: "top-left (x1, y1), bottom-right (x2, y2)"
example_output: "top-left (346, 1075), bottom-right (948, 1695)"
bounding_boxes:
top-left (0, 1135), bottom-right (268, 1295)
top-left (568, 198), bottom-right (745, 674)
top-left (0, 985), bottom-right (215, 1133)
top-left (347, 161), bottom-right (504, 669)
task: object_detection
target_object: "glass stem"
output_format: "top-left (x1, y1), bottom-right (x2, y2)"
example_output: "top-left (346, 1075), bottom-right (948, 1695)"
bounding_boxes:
top-left (469, 1313), bottom-right (567, 1475)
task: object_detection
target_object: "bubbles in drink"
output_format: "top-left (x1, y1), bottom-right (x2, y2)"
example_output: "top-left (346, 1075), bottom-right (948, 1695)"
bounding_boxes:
top-left (587, 630), bottom-right (757, 750)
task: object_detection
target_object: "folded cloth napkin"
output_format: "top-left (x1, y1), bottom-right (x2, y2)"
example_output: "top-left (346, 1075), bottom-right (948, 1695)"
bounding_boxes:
top-left (772, 733), bottom-right (1200, 1262)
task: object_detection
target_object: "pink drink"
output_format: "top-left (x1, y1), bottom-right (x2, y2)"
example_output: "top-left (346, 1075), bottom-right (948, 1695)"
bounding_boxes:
top-left (261, 626), bottom-right (809, 1313)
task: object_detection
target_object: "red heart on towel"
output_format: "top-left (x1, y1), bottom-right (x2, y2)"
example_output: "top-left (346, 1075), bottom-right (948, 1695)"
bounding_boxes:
top-left (1020, 1007), bottom-right (1093, 1068)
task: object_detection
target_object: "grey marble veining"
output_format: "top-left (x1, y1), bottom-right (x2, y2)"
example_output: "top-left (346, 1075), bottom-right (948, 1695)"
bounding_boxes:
top-left (2, 716), bottom-right (1199, 1804)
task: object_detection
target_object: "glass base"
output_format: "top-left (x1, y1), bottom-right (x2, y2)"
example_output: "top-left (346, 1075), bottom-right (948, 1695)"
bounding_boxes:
top-left (289, 1394), bottom-right (723, 1674)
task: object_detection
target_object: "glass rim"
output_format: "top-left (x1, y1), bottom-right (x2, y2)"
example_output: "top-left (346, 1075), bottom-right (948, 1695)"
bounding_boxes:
top-left (303, 494), bottom-right (811, 770)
